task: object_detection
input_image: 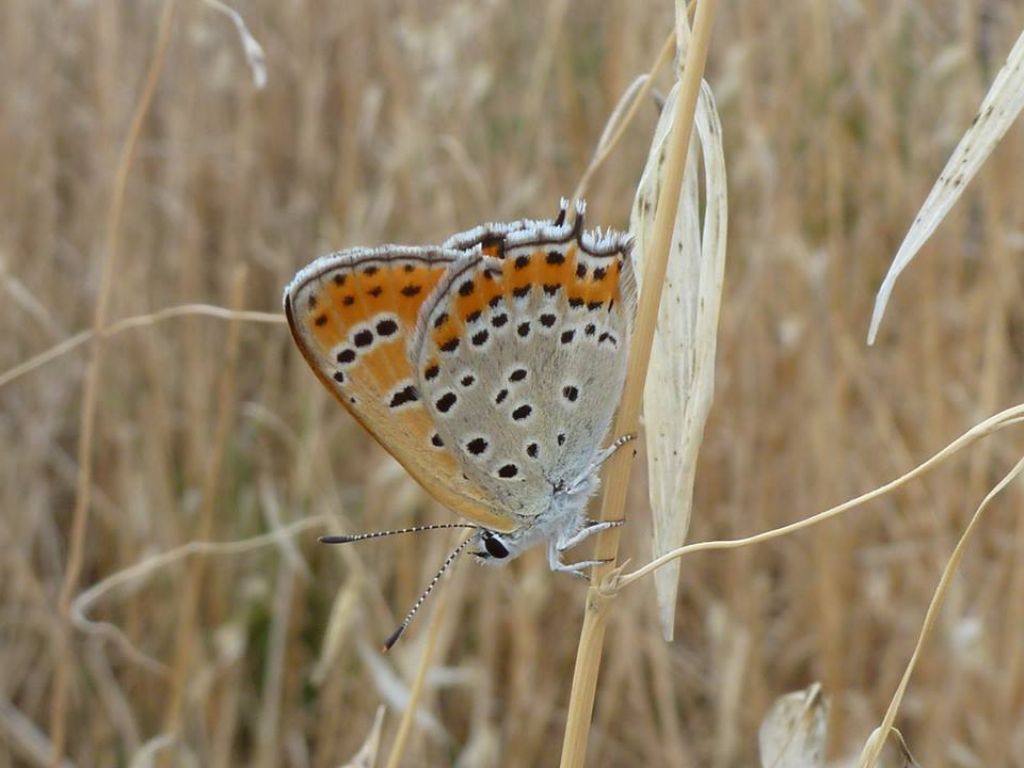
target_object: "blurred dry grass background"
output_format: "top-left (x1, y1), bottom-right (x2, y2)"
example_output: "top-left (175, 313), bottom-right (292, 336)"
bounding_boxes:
top-left (3, 1), bottom-right (1024, 766)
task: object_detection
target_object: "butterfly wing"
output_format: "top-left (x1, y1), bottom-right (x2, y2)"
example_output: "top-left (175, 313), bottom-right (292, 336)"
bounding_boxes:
top-left (284, 246), bottom-right (516, 532)
top-left (410, 214), bottom-right (636, 522)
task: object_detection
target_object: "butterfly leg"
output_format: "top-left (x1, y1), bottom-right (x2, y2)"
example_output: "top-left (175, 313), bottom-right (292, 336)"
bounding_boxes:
top-left (549, 519), bottom-right (625, 579)
top-left (548, 541), bottom-right (611, 580)
top-left (593, 433), bottom-right (637, 468)
top-left (556, 519), bottom-right (624, 553)
top-left (567, 434), bottom-right (637, 495)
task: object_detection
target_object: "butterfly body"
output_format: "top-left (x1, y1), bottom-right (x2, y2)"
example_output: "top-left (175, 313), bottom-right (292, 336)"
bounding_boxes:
top-left (285, 201), bottom-right (635, 574)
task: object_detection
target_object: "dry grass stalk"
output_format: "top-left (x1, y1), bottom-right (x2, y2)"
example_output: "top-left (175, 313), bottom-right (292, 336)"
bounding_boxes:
top-left (164, 267), bottom-right (248, 734)
top-left (48, 1), bottom-right (178, 763)
top-left (383, 572), bottom-right (452, 768)
top-left (0, 306), bottom-right (281, 390)
top-left (571, 31), bottom-right (676, 203)
top-left (558, 1), bottom-right (720, 765)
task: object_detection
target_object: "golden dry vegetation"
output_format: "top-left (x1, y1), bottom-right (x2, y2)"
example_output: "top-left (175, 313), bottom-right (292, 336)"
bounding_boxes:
top-left (2, 1), bottom-right (1024, 766)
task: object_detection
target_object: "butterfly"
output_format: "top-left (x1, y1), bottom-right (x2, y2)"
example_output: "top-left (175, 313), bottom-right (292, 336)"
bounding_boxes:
top-left (284, 200), bottom-right (636, 646)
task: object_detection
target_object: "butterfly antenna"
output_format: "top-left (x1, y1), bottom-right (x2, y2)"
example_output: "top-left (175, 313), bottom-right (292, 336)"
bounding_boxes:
top-left (382, 535), bottom-right (475, 652)
top-left (319, 523), bottom-right (478, 545)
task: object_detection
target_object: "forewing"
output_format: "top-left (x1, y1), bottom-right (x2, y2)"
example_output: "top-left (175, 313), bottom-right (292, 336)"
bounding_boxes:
top-left (284, 247), bottom-right (515, 532)
top-left (411, 221), bottom-right (636, 521)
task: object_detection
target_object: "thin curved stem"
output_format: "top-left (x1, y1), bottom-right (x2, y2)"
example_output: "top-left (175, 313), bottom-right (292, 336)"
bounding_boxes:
top-left (614, 405), bottom-right (1024, 590)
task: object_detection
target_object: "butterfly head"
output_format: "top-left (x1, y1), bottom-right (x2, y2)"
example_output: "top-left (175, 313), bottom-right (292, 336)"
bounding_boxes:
top-left (469, 477), bottom-right (598, 566)
top-left (470, 528), bottom-right (516, 564)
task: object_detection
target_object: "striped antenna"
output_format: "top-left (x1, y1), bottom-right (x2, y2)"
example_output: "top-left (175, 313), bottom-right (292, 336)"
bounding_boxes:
top-left (319, 523), bottom-right (478, 544)
top-left (382, 535), bottom-right (476, 652)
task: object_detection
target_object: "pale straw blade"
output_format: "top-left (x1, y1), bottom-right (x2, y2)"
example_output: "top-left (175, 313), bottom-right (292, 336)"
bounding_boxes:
top-left (630, 76), bottom-right (727, 640)
top-left (868, 28), bottom-right (1024, 344)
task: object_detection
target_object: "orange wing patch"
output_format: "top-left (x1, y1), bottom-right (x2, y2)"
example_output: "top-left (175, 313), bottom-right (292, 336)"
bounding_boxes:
top-left (493, 241), bottom-right (627, 315)
top-left (285, 248), bottom-right (515, 532)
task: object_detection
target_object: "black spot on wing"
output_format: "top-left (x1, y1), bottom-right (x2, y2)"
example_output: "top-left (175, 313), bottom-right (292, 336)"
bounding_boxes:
top-left (435, 392), bottom-right (457, 414)
top-left (388, 384), bottom-right (418, 408)
top-left (511, 404), bottom-right (532, 421)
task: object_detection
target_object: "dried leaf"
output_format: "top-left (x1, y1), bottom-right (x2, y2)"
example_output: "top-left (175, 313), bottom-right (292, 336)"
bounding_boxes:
top-left (340, 705), bottom-right (387, 768)
top-left (201, 0), bottom-right (268, 89)
top-left (759, 684), bottom-right (828, 768)
top-left (868, 29), bottom-right (1024, 343)
top-left (629, 76), bottom-right (727, 640)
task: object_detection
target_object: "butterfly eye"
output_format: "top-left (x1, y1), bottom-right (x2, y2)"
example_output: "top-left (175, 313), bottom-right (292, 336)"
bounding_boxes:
top-left (483, 534), bottom-right (510, 559)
